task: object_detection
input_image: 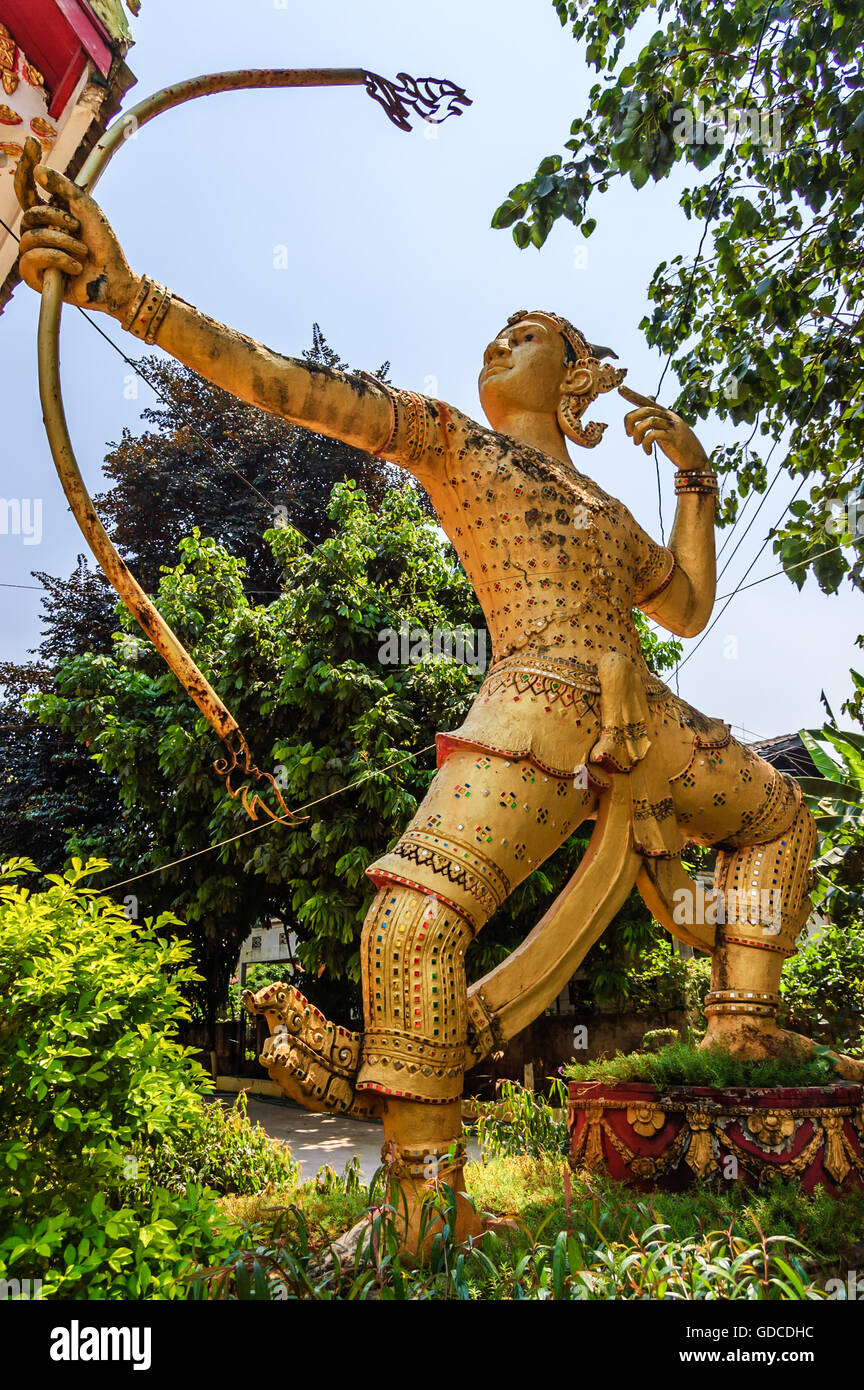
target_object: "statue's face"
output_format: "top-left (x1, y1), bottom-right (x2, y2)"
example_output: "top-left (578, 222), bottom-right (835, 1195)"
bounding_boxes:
top-left (478, 315), bottom-right (569, 426)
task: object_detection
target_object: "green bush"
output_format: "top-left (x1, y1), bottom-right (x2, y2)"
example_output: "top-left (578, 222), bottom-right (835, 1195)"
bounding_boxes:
top-left (473, 1079), bottom-right (569, 1160)
top-left (563, 1039), bottom-right (839, 1088)
top-left (779, 919), bottom-right (864, 1056)
top-left (641, 1028), bottom-right (681, 1052)
top-left (0, 858), bottom-right (289, 1298)
top-left (134, 1092), bottom-right (298, 1198)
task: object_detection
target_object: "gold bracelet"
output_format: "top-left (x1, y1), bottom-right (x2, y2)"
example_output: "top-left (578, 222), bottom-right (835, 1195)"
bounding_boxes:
top-left (123, 276), bottom-right (173, 344)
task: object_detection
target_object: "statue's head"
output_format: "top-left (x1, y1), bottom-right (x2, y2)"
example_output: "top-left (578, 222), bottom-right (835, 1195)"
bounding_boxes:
top-left (478, 310), bottom-right (627, 448)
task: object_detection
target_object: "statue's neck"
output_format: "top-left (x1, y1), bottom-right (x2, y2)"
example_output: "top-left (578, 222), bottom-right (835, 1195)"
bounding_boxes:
top-left (492, 411), bottom-right (573, 466)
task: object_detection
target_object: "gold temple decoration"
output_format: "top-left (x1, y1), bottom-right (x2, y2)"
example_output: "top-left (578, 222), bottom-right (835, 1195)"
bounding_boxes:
top-left (569, 1094), bottom-right (864, 1186)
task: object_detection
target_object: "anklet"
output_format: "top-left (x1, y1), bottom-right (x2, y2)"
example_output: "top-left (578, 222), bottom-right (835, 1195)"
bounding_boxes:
top-left (721, 932), bottom-right (794, 957)
top-left (381, 1138), bottom-right (467, 1180)
top-left (705, 988), bottom-right (780, 1018)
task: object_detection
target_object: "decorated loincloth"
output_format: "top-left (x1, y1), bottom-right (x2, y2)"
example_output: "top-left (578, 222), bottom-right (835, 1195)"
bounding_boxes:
top-left (433, 653), bottom-right (797, 858)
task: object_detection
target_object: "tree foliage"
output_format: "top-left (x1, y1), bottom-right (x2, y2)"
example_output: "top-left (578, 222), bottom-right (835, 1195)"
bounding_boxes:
top-left (96, 327), bottom-right (399, 598)
top-left (0, 331), bottom-right (405, 881)
top-left (494, 0), bottom-right (864, 595)
top-left (30, 485), bottom-right (483, 1024)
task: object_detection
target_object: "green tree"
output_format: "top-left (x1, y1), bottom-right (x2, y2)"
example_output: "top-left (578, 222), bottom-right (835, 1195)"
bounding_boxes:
top-left (797, 721), bottom-right (864, 925)
top-left (493, 0), bottom-right (864, 595)
top-left (0, 330), bottom-right (404, 877)
top-left (96, 326), bottom-right (398, 597)
top-left (30, 484), bottom-right (483, 1028)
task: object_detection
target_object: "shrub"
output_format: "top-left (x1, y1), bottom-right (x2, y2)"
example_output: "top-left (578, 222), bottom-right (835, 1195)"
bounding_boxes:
top-left (0, 858), bottom-right (288, 1298)
top-left (563, 1039), bottom-right (839, 1088)
top-left (473, 1079), bottom-right (569, 1160)
top-left (641, 1027), bottom-right (681, 1052)
top-left (133, 1092), bottom-right (298, 1198)
top-left (779, 919), bottom-right (864, 1056)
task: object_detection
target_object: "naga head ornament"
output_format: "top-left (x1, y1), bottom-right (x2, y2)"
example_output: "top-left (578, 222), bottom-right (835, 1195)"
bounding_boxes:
top-left (504, 309), bottom-right (627, 448)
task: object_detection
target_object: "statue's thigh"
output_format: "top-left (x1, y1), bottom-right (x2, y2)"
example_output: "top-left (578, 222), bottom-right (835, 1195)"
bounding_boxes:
top-left (366, 748), bottom-right (597, 933)
top-left (669, 736), bottom-right (798, 847)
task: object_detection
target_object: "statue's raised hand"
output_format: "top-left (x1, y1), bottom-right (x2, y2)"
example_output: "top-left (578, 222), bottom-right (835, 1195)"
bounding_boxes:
top-left (619, 385), bottom-right (709, 472)
top-left (17, 152), bottom-right (136, 316)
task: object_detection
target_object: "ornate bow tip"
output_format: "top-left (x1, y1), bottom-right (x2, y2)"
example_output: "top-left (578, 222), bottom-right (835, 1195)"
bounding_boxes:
top-left (213, 734), bottom-right (307, 825)
top-left (363, 71), bottom-right (472, 132)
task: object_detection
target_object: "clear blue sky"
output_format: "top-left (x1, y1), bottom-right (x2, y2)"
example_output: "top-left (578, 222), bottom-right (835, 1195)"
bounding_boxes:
top-left (1, 0), bottom-right (859, 740)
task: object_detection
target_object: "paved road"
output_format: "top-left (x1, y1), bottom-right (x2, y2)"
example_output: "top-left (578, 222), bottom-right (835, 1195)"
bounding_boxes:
top-left (218, 1092), bottom-right (478, 1182)
top-left (217, 1092), bottom-right (385, 1181)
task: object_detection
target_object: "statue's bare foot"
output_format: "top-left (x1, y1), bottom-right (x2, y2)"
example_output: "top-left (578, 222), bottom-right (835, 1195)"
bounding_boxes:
top-left (701, 1015), bottom-right (792, 1062)
top-left (701, 1018), bottom-right (864, 1081)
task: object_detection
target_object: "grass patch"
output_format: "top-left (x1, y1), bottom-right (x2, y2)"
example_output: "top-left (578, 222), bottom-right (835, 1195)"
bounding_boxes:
top-left (563, 1038), bottom-right (841, 1089)
top-left (207, 1154), bottom-right (864, 1299)
top-left (465, 1155), bottom-right (864, 1273)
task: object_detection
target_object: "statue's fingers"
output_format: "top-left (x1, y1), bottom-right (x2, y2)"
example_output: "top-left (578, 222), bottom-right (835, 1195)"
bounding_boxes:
top-left (33, 163), bottom-right (90, 217)
top-left (19, 245), bottom-right (83, 291)
top-left (631, 416), bottom-right (670, 445)
top-left (619, 384), bottom-right (658, 409)
top-left (13, 136), bottom-right (42, 212)
top-left (626, 406), bottom-right (669, 438)
top-left (639, 429), bottom-right (668, 455)
top-left (21, 206), bottom-right (81, 235)
top-left (20, 228), bottom-right (88, 263)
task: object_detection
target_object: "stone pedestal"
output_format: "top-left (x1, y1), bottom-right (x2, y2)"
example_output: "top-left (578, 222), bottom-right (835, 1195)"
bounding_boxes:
top-left (568, 1080), bottom-right (864, 1193)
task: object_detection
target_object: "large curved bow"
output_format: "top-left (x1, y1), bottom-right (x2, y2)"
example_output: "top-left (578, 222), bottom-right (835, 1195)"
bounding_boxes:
top-left (17, 67), bottom-right (470, 822)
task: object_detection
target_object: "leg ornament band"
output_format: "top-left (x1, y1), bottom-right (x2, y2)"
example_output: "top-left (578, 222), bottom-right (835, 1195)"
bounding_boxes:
top-left (705, 989), bottom-right (781, 1019)
top-left (720, 932), bottom-right (793, 957)
top-left (381, 1138), bottom-right (467, 1181)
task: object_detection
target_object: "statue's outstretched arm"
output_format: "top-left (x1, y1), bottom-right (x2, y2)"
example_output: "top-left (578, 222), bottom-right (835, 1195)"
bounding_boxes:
top-left (18, 165), bottom-right (393, 455)
top-left (620, 386), bottom-right (716, 639)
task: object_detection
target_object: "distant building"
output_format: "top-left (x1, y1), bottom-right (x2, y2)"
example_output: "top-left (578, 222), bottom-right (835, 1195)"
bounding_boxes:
top-left (748, 732), bottom-right (819, 781)
top-left (236, 921), bottom-right (297, 987)
top-left (0, 0), bottom-right (139, 314)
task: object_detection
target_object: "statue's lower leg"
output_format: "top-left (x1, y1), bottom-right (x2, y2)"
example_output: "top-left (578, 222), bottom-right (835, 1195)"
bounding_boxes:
top-left (701, 802), bottom-right (864, 1079)
top-left (377, 1098), bottom-right (484, 1253)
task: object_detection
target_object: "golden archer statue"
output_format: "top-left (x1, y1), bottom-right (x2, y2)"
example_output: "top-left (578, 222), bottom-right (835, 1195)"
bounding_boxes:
top-left (19, 161), bottom-right (858, 1249)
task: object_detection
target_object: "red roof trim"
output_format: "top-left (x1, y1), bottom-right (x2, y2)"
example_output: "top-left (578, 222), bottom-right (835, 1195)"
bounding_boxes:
top-left (55, 0), bottom-right (112, 76)
top-left (0, 0), bottom-right (113, 96)
top-left (48, 48), bottom-right (87, 120)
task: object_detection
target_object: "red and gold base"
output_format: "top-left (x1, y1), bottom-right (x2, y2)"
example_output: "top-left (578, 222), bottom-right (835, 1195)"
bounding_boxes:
top-left (568, 1081), bottom-right (864, 1193)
